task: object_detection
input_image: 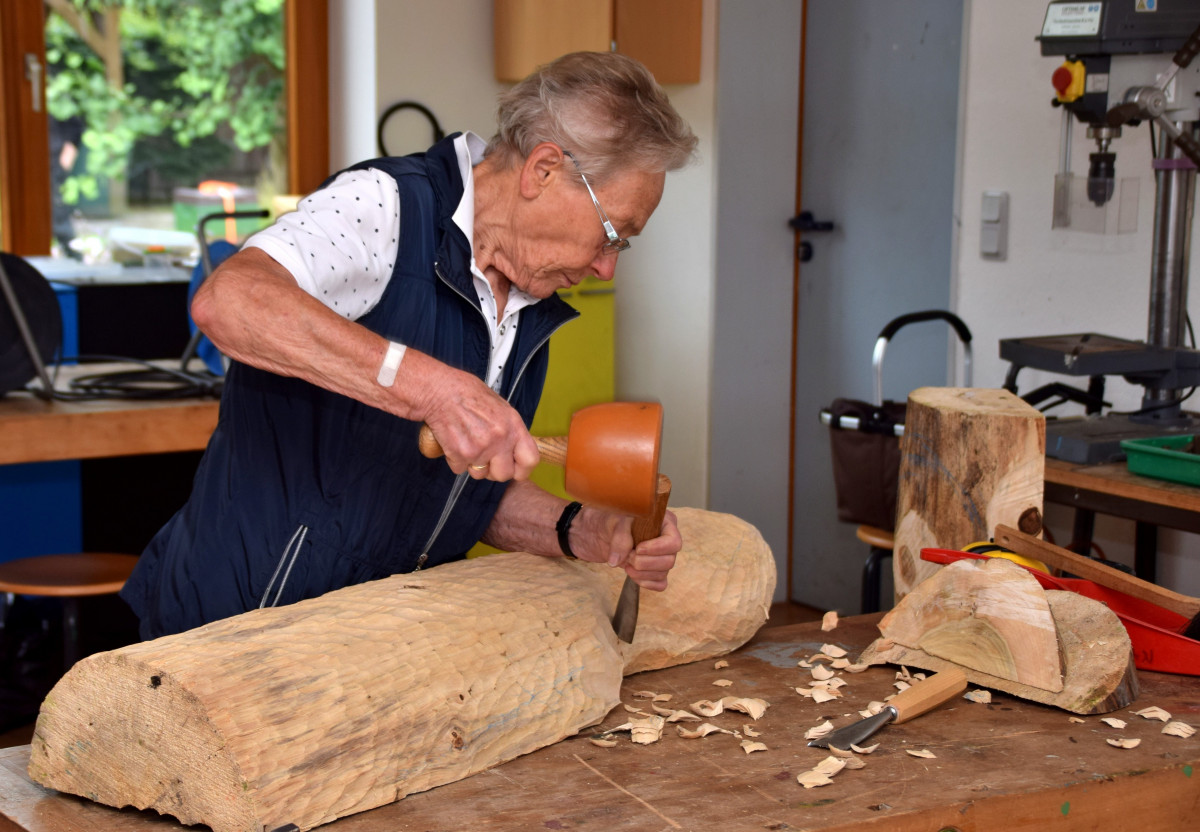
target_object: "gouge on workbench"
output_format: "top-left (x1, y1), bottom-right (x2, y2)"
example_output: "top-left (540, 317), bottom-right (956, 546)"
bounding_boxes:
top-left (808, 667), bottom-right (968, 750)
top-left (418, 401), bottom-right (668, 643)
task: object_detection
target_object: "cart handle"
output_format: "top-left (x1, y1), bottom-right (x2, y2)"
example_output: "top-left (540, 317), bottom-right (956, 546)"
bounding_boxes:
top-left (873, 310), bottom-right (973, 405)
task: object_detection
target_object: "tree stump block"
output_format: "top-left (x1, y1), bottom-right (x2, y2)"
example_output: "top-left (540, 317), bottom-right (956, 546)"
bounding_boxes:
top-left (27, 508), bottom-right (775, 832)
top-left (893, 387), bottom-right (1044, 600)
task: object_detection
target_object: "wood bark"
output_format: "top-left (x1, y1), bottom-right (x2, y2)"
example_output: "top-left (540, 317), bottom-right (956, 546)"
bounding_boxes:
top-left (860, 558), bottom-right (1138, 715)
top-left (893, 387), bottom-right (1045, 599)
top-left (28, 507), bottom-right (775, 832)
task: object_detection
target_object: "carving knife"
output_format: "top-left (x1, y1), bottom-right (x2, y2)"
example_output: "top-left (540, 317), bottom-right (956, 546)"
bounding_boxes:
top-left (611, 474), bottom-right (672, 643)
top-left (807, 667), bottom-right (968, 750)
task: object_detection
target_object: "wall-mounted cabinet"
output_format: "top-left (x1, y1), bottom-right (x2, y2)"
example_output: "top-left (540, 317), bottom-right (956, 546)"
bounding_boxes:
top-left (493, 0), bottom-right (701, 84)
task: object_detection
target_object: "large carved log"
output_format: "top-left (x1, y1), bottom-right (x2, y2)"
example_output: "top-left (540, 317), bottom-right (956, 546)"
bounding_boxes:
top-left (893, 387), bottom-right (1044, 599)
top-left (28, 508), bottom-right (774, 832)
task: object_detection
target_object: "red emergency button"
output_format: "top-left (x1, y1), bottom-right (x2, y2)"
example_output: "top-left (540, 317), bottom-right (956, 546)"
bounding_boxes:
top-left (1052, 61), bottom-right (1085, 103)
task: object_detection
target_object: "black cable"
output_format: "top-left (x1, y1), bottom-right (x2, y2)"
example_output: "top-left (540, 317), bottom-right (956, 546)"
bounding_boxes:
top-left (35, 354), bottom-right (223, 401)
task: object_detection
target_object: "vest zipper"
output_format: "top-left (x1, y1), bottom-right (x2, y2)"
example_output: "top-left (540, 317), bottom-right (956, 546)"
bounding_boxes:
top-left (414, 262), bottom-right (576, 565)
top-left (260, 524), bottom-right (309, 608)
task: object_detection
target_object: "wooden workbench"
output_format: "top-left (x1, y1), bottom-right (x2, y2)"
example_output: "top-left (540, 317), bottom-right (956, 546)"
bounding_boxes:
top-left (0, 363), bottom-right (220, 465)
top-left (2, 614), bottom-right (1197, 831)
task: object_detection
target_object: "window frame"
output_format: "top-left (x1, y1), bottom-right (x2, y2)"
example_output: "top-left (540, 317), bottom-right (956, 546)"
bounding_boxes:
top-left (0, 0), bottom-right (328, 256)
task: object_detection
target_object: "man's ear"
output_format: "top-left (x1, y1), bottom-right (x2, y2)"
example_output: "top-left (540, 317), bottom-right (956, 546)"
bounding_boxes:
top-left (519, 143), bottom-right (566, 199)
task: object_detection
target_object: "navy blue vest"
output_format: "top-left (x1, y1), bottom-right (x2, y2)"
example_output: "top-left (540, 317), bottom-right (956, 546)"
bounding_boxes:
top-left (121, 135), bottom-right (579, 638)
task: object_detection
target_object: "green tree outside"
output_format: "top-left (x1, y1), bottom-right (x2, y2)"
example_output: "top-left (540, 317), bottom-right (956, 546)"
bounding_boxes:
top-left (44, 0), bottom-right (285, 210)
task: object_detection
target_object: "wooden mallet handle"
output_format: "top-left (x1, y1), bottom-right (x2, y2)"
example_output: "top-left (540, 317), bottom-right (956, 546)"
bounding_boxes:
top-left (417, 424), bottom-right (567, 467)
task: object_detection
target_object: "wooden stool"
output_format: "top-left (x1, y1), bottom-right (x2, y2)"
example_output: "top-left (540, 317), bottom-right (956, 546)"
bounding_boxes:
top-left (0, 554), bottom-right (139, 669)
top-left (856, 525), bottom-right (894, 614)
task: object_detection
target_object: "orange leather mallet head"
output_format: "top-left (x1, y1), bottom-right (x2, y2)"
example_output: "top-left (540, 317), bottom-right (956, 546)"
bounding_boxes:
top-left (418, 401), bottom-right (663, 516)
top-left (563, 401), bottom-right (662, 516)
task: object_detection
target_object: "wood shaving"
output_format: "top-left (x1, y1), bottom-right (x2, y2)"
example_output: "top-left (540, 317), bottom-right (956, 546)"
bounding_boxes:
top-left (820, 644), bottom-right (848, 658)
top-left (1134, 706), bottom-right (1171, 722)
top-left (841, 662), bottom-right (870, 673)
top-left (1069, 717), bottom-right (1086, 724)
top-left (631, 690), bottom-right (658, 699)
top-left (713, 679), bottom-right (734, 687)
top-left (809, 653), bottom-right (833, 663)
top-left (652, 693), bottom-right (673, 703)
top-left (827, 745), bottom-right (854, 758)
top-left (897, 666), bottom-right (913, 681)
top-left (811, 664), bottom-right (836, 682)
top-left (796, 771), bottom-right (835, 789)
top-left (589, 737), bottom-right (618, 748)
top-left (860, 701), bottom-right (887, 718)
top-left (629, 715), bottom-right (665, 745)
top-left (714, 660), bottom-right (729, 670)
top-left (804, 720), bottom-right (835, 740)
top-left (912, 672), bottom-right (927, 681)
top-left (1106, 738), bottom-right (1141, 749)
top-left (608, 722), bottom-right (632, 733)
top-left (850, 743), bottom-right (879, 754)
top-left (813, 756), bottom-right (847, 777)
top-left (822, 610), bottom-right (839, 631)
top-left (825, 677), bottom-right (847, 689)
top-left (963, 689), bottom-right (992, 704)
top-left (743, 724), bottom-right (761, 738)
top-left (623, 704), bottom-right (649, 714)
top-left (894, 680), bottom-right (911, 692)
top-left (1163, 721), bottom-right (1196, 739)
top-left (810, 688), bottom-right (841, 704)
top-left (798, 660), bottom-right (813, 669)
top-left (906, 749), bottom-right (937, 759)
top-left (676, 723), bottom-right (730, 739)
top-left (841, 755), bottom-right (867, 770)
top-left (721, 697), bottom-right (770, 720)
top-left (740, 740), bottom-right (768, 754)
top-left (830, 658), bottom-right (851, 669)
top-left (1101, 717), bottom-right (1126, 729)
top-left (691, 699), bottom-right (725, 717)
top-left (651, 705), bottom-right (701, 722)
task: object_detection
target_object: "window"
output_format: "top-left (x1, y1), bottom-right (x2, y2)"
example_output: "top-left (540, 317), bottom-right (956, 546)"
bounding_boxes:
top-left (0, 0), bottom-right (327, 258)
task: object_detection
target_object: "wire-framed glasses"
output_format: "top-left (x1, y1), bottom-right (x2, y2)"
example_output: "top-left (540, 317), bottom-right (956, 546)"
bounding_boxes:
top-left (563, 150), bottom-right (631, 255)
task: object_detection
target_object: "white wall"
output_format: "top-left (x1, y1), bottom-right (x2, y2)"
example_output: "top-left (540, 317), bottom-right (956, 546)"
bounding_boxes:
top-left (364, 0), bottom-right (719, 509)
top-left (954, 0), bottom-right (1200, 594)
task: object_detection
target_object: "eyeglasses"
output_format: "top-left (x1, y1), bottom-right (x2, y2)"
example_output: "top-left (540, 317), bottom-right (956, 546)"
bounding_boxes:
top-left (563, 150), bottom-right (631, 255)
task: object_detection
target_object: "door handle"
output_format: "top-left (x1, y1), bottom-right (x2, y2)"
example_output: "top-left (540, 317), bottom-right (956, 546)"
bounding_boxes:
top-left (788, 211), bottom-right (835, 232)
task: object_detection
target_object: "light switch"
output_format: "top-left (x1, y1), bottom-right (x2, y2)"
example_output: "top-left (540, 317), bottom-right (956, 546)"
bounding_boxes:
top-left (981, 190), bottom-right (1008, 259)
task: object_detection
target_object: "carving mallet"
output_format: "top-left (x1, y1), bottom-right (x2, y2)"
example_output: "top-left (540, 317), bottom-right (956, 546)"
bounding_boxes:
top-left (418, 401), bottom-right (666, 642)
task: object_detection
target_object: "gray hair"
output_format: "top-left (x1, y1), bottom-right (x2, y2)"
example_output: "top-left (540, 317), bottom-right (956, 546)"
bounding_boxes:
top-left (486, 52), bottom-right (698, 183)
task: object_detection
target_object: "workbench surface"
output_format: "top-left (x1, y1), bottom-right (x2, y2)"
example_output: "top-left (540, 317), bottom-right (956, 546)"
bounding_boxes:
top-left (2, 615), bottom-right (1198, 831)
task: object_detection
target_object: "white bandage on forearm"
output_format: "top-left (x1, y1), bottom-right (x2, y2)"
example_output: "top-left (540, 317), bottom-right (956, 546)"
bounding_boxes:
top-left (376, 340), bottom-right (407, 387)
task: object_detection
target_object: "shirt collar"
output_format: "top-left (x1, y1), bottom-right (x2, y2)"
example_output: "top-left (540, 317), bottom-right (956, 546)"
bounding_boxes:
top-left (452, 131), bottom-right (539, 315)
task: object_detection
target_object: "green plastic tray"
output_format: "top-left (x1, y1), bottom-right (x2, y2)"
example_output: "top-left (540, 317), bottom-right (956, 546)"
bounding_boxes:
top-left (1120, 434), bottom-right (1200, 487)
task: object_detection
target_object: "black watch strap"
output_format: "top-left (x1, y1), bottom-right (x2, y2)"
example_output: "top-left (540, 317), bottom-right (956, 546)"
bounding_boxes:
top-left (555, 501), bottom-right (584, 559)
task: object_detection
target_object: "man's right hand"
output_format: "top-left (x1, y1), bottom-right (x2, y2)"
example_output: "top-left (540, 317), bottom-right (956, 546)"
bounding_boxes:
top-left (416, 363), bottom-right (539, 482)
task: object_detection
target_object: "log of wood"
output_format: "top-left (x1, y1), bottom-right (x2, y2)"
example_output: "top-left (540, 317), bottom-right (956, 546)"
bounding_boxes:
top-left (893, 387), bottom-right (1044, 600)
top-left (28, 507), bottom-right (774, 832)
top-left (877, 558), bottom-right (1064, 692)
top-left (860, 558), bottom-right (1139, 715)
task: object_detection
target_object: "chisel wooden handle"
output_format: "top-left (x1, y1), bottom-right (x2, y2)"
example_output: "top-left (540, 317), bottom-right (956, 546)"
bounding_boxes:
top-left (417, 424), bottom-right (567, 467)
top-left (995, 525), bottom-right (1200, 619)
top-left (612, 474), bottom-right (672, 643)
top-left (889, 667), bottom-right (968, 724)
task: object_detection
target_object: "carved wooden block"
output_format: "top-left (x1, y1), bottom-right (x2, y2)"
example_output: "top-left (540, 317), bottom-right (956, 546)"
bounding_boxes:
top-left (893, 387), bottom-right (1044, 600)
top-left (28, 507), bottom-right (775, 832)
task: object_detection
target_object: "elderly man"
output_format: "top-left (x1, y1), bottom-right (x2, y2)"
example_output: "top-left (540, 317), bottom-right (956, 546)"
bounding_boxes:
top-left (121, 52), bottom-right (698, 639)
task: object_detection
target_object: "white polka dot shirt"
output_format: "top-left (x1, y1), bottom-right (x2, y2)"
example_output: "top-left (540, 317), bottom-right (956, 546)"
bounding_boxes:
top-left (245, 132), bottom-right (536, 392)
